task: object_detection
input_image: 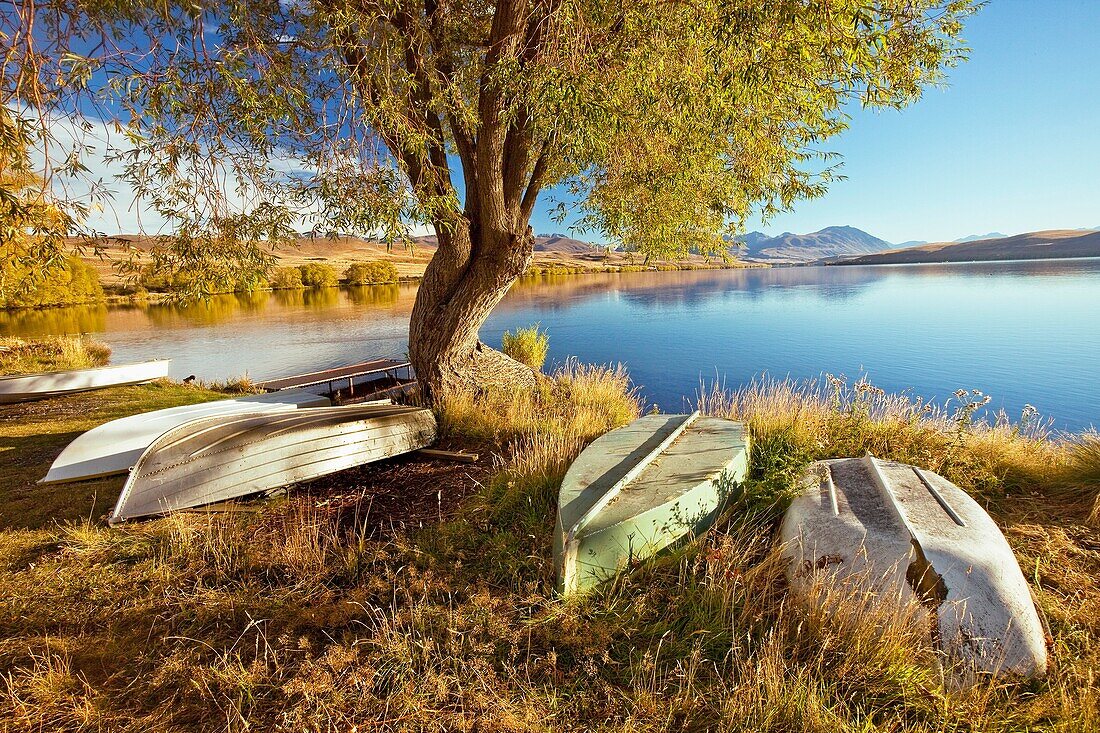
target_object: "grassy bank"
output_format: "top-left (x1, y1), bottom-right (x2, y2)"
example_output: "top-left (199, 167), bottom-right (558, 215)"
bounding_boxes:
top-left (0, 336), bottom-right (112, 376)
top-left (1, 367), bottom-right (1098, 731)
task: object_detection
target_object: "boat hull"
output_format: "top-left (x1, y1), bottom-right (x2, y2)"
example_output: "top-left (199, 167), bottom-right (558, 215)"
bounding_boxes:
top-left (41, 387), bottom-right (332, 484)
top-left (779, 456), bottom-right (1047, 678)
top-left (0, 360), bottom-right (171, 404)
top-left (109, 404), bottom-right (436, 524)
top-left (554, 414), bottom-right (749, 595)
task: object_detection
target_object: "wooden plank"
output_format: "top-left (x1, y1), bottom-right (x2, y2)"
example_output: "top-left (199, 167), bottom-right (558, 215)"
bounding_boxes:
top-left (416, 448), bottom-right (479, 463)
top-left (256, 359), bottom-right (410, 391)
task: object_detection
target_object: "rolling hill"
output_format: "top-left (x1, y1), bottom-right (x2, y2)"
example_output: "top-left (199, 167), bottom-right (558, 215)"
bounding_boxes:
top-left (831, 229), bottom-right (1100, 265)
top-left (955, 231), bottom-right (1007, 243)
top-left (732, 226), bottom-right (892, 263)
top-left (532, 233), bottom-right (601, 254)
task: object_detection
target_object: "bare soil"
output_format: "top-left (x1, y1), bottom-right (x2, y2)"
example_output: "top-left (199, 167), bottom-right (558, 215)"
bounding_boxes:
top-left (293, 442), bottom-right (494, 539)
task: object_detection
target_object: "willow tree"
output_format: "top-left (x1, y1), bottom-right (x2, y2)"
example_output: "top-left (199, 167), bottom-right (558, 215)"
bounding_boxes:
top-left (4, 0), bottom-right (973, 400)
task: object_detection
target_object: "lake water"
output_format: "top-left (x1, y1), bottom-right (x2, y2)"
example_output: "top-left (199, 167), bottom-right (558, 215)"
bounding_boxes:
top-left (2, 259), bottom-right (1098, 432)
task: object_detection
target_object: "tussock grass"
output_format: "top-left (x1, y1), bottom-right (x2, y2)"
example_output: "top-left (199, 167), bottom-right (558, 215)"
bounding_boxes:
top-left (0, 336), bottom-right (112, 376)
top-left (501, 324), bottom-right (550, 371)
top-left (699, 374), bottom-right (1069, 507)
top-left (1055, 434), bottom-right (1100, 521)
top-left (1, 369), bottom-right (1099, 730)
top-left (438, 358), bottom-right (640, 448)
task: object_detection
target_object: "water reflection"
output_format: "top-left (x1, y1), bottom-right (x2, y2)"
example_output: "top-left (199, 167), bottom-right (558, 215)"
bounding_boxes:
top-left (506, 265), bottom-right (887, 311)
top-left (1, 260), bottom-right (1097, 431)
top-left (346, 284), bottom-right (400, 307)
top-left (0, 304), bottom-right (109, 336)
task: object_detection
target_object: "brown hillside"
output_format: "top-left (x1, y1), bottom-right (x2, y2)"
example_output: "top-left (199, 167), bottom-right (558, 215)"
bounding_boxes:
top-left (833, 229), bottom-right (1100, 265)
top-left (71, 234), bottom-right (744, 287)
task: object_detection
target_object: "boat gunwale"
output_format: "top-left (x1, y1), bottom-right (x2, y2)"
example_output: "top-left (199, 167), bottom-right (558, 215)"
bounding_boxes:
top-left (0, 358), bottom-right (170, 384)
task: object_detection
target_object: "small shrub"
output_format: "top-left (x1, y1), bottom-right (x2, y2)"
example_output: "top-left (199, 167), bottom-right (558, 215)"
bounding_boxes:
top-left (344, 261), bottom-right (399, 285)
top-left (138, 264), bottom-right (196, 293)
top-left (501, 324), bottom-right (550, 371)
top-left (1, 256), bottom-right (105, 308)
top-left (268, 266), bottom-right (304, 289)
top-left (298, 263), bottom-right (338, 288)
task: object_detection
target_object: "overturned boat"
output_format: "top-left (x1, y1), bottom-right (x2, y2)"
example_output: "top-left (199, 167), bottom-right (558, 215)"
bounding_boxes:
top-left (780, 455), bottom-right (1047, 678)
top-left (41, 387), bottom-right (332, 484)
top-left (0, 359), bottom-right (170, 404)
top-left (554, 412), bottom-right (749, 595)
top-left (109, 403), bottom-right (436, 524)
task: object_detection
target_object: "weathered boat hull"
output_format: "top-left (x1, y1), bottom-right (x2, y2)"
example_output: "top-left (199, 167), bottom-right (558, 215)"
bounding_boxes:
top-left (0, 359), bottom-right (170, 404)
top-left (41, 387), bottom-right (332, 484)
top-left (109, 404), bottom-right (436, 524)
top-left (779, 456), bottom-right (1047, 678)
top-left (554, 413), bottom-right (749, 595)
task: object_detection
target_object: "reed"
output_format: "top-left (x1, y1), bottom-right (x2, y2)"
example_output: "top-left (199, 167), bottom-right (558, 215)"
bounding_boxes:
top-left (0, 336), bottom-right (112, 376)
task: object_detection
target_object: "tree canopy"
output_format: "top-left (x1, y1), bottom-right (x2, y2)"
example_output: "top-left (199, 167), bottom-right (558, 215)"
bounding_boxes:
top-left (2, 0), bottom-right (974, 396)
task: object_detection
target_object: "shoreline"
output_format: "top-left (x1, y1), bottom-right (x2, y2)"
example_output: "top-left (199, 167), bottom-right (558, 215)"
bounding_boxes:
top-left (3, 258), bottom-right (765, 313)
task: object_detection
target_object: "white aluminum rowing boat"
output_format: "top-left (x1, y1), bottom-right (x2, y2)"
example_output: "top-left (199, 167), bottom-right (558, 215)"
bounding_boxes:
top-left (41, 387), bottom-right (333, 484)
top-left (554, 412), bottom-right (749, 595)
top-left (0, 359), bottom-right (170, 404)
top-left (109, 403), bottom-right (436, 524)
top-left (780, 455), bottom-right (1047, 678)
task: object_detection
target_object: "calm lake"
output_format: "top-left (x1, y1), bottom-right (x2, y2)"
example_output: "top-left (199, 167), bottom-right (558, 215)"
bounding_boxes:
top-left (3, 259), bottom-right (1098, 432)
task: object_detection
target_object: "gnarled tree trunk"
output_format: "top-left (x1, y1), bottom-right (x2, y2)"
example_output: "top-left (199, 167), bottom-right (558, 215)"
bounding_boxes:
top-left (408, 216), bottom-right (538, 403)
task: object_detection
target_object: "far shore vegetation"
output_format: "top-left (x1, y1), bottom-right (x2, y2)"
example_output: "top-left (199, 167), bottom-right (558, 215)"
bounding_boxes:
top-left (1, 248), bottom-right (759, 313)
top-left (1, 333), bottom-right (1099, 729)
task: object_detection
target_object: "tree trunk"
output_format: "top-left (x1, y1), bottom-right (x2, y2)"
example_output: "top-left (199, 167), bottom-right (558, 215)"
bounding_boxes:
top-left (408, 218), bottom-right (538, 403)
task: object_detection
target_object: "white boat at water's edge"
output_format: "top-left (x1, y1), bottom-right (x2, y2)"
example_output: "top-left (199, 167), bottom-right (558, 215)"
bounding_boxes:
top-left (0, 359), bottom-right (171, 404)
top-left (109, 403), bottom-right (437, 524)
top-left (780, 455), bottom-right (1048, 678)
top-left (41, 387), bottom-right (332, 484)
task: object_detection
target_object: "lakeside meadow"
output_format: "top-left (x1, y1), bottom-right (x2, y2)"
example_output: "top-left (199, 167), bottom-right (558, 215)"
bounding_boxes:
top-left (1, 336), bottom-right (1099, 730)
top-left (7, 0), bottom-right (1100, 729)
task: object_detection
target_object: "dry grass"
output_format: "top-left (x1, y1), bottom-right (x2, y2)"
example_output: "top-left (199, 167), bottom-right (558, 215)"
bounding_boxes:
top-left (1, 369), bottom-right (1099, 731)
top-left (698, 373), bottom-right (1071, 509)
top-left (1056, 434), bottom-right (1100, 521)
top-left (0, 336), bottom-right (112, 376)
top-left (501, 324), bottom-right (551, 371)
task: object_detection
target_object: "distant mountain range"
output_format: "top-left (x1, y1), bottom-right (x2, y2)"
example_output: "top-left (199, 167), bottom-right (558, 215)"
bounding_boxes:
top-left (831, 229), bottom-right (1100, 266)
top-left (869, 232), bottom-right (1009, 249)
top-left (954, 232), bottom-right (1008, 243)
top-left (92, 226), bottom-right (1100, 269)
top-left (731, 225), bottom-right (892, 263)
top-left (532, 233), bottom-right (598, 254)
top-left (414, 232), bottom-right (599, 254)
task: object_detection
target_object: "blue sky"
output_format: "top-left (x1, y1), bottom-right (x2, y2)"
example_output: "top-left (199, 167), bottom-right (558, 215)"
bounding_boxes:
top-left (534, 1), bottom-right (1100, 245)
top-left (79, 2), bottom-right (1099, 245)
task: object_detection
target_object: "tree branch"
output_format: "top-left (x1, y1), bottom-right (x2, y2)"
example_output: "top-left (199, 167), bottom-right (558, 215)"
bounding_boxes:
top-left (473, 0), bottom-right (527, 232)
top-left (519, 142), bottom-right (549, 222)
